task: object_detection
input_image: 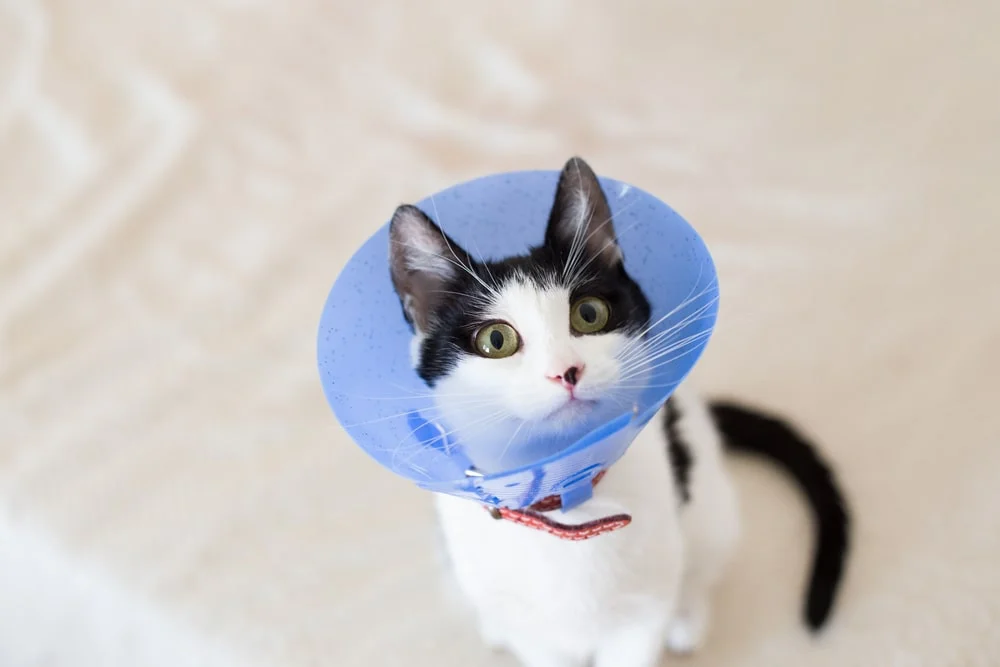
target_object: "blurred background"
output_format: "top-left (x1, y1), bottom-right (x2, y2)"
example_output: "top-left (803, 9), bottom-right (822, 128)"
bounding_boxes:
top-left (1, 1), bottom-right (998, 666)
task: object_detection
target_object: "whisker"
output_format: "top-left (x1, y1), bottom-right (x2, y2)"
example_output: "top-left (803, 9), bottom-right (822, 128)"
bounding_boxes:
top-left (617, 308), bottom-right (718, 368)
top-left (562, 159), bottom-right (593, 282)
top-left (428, 194), bottom-right (503, 301)
top-left (564, 185), bottom-right (639, 283)
top-left (616, 312), bottom-right (716, 372)
top-left (617, 290), bottom-right (718, 361)
top-left (617, 273), bottom-right (716, 354)
top-left (562, 170), bottom-right (644, 285)
top-left (620, 264), bottom-right (713, 343)
top-left (394, 408), bottom-right (513, 469)
top-left (618, 337), bottom-right (713, 384)
top-left (390, 239), bottom-right (497, 299)
top-left (469, 237), bottom-right (502, 293)
top-left (383, 380), bottom-right (495, 401)
top-left (388, 408), bottom-right (510, 469)
top-left (336, 385), bottom-right (494, 403)
top-left (618, 329), bottom-right (714, 377)
top-left (497, 418), bottom-right (528, 466)
top-left (618, 302), bottom-right (712, 366)
top-left (566, 195), bottom-right (643, 286)
top-left (407, 464), bottom-right (432, 480)
top-left (617, 343), bottom-right (708, 384)
top-left (430, 289), bottom-right (494, 303)
top-left (341, 395), bottom-right (503, 429)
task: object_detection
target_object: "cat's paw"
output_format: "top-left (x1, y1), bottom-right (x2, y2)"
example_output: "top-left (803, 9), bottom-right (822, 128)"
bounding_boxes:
top-left (664, 615), bottom-right (706, 656)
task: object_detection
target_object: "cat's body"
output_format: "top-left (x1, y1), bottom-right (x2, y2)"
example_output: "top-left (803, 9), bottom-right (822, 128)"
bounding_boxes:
top-left (436, 387), bottom-right (738, 667)
top-left (388, 157), bottom-right (849, 667)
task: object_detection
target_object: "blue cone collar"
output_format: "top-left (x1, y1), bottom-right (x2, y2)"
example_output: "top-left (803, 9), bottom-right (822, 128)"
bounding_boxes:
top-left (317, 169), bottom-right (718, 511)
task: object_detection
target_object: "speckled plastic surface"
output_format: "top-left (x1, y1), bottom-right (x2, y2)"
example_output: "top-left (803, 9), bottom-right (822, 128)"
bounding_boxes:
top-left (317, 170), bottom-right (718, 510)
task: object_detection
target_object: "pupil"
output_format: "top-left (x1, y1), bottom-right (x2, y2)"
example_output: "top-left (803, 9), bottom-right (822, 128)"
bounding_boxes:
top-left (490, 330), bottom-right (505, 349)
top-left (581, 303), bottom-right (597, 323)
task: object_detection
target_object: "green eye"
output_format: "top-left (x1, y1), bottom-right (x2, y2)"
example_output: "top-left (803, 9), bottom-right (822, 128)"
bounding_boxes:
top-left (474, 322), bottom-right (521, 359)
top-left (570, 296), bottom-right (611, 334)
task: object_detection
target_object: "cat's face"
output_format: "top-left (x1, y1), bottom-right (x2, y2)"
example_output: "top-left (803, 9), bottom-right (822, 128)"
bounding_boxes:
top-left (389, 157), bottom-right (651, 456)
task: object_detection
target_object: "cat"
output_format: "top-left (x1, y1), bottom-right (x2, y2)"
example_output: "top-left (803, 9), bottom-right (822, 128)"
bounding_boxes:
top-left (387, 156), bottom-right (850, 667)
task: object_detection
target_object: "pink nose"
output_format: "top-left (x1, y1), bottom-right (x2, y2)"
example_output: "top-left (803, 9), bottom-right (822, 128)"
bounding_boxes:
top-left (549, 365), bottom-right (584, 388)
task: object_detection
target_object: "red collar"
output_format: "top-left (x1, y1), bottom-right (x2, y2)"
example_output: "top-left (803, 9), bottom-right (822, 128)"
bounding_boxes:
top-left (485, 470), bottom-right (632, 541)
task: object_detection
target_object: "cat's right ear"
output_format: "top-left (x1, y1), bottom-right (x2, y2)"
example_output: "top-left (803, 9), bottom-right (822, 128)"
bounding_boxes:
top-left (544, 157), bottom-right (623, 271)
top-left (389, 204), bottom-right (462, 332)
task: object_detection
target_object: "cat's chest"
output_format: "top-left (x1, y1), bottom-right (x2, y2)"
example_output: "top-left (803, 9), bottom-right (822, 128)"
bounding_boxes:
top-left (435, 418), bottom-right (683, 620)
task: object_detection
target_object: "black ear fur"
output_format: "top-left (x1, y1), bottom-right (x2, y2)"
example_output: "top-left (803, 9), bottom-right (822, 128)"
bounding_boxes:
top-left (388, 204), bottom-right (471, 332)
top-left (544, 156), bottom-right (622, 271)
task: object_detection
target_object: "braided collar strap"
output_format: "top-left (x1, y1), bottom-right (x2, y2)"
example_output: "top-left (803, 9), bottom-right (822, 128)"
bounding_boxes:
top-left (485, 471), bottom-right (632, 541)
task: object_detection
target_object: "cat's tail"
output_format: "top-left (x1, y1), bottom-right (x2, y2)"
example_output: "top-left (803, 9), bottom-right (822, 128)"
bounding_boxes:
top-left (709, 400), bottom-right (850, 632)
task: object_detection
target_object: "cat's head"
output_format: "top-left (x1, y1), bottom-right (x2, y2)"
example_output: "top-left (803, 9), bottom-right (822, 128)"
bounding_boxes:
top-left (388, 157), bottom-right (651, 456)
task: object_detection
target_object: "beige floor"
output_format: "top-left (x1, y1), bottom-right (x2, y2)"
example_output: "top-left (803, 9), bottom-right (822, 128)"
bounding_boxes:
top-left (2, 1), bottom-right (999, 665)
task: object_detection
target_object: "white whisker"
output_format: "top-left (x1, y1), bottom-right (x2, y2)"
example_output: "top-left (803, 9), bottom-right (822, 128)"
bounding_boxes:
top-left (497, 418), bottom-right (528, 466)
top-left (389, 408), bottom-right (510, 470)
top-left (619, 329), bottom-right (714, 376)
top-left (566, 195), bottom-right (642, 286)
top-left (428, 194), bottom-right (503, 300)
top-left (617, 305), bottom-right (717, 368)
top-left (617, 341), bottom-right (710, 384)
top-left (617, 270), bottom-right (716, 355)
top-left (342, 395), bottom-right (503, 429)
top-left (561, 158), bottom-right (593, 282)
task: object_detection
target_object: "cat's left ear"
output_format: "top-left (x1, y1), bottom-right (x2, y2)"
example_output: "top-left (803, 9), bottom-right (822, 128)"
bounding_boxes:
top-left (389, 204), bottom-right (468, 333)
top-left (544, 156), bottom-right (623, 269)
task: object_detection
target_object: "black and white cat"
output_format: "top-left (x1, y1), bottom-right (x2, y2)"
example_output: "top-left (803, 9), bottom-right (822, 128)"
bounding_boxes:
top-left (388, 157), bottom-right (849, 667)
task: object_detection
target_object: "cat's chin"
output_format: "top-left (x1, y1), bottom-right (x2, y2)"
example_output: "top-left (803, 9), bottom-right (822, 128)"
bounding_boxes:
top-left (542, 398), bottom-right (598, 425)
top-left (507, 398), bottom-right (605, 440)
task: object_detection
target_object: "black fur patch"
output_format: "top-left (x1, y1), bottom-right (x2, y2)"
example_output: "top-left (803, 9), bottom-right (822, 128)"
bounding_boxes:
top-left (663, 396), bottom-right (693, 504)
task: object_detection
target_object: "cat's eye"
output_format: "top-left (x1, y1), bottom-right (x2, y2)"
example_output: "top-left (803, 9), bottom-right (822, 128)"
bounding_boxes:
top-left (570, 296), bottom-right (611, 334)
top-left (473, 322), bottom-right (521, 359)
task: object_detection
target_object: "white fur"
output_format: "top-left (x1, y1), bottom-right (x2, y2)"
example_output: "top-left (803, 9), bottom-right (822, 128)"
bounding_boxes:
top-left (422, 280), bottom-right (741, 667)
top-left (435, 387), bottom-right (740, 667)
top-left (433, 280), bottom-right (638, 471)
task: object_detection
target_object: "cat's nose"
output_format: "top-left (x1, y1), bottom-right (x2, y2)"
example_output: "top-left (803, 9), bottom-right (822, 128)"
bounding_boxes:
top-left (548, 364), bottom-right (584, 389)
